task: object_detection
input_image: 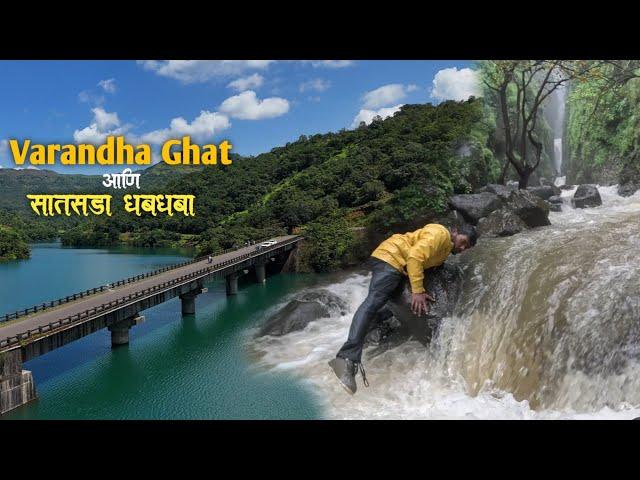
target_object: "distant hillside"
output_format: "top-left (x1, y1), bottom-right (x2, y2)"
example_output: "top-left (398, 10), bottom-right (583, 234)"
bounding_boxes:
top-left (58, 99), bottom-right (499, 270)
top-left (0, 163), bottom-right (204, 213)
top-left (0, 163), bottom-right (205, 242)
top-left (0, 168), bottom-right (103, 213)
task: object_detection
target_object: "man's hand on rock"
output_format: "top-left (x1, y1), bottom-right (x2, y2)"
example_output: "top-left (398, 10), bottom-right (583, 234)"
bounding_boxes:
top-left (411, 292), bottom-right (435, 317)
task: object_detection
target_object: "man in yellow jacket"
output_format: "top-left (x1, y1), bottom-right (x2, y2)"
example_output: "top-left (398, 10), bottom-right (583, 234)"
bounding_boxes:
top-left (329, 223), bottom-right (477, 394)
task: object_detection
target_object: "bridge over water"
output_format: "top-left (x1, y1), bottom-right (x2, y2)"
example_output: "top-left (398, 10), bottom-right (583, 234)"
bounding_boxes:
top-left (0, 235), bottom-right (303, 415)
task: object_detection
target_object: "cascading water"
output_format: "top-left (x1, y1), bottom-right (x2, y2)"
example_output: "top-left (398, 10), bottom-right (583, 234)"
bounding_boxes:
top-left (547, 82), bottom-right (567, 181)
top-left (249, 186), bottom-right (640, 419)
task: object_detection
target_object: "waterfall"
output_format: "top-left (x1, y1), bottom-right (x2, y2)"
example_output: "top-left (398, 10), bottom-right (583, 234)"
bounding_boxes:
top-left (548, 83), bottom-right (567, 178)
top-left (250, 186), bottom-right (640, 419)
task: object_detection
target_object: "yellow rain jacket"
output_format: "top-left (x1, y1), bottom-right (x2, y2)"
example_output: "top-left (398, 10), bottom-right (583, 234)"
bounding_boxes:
top-left (371, 224), bottom-right (452, 294)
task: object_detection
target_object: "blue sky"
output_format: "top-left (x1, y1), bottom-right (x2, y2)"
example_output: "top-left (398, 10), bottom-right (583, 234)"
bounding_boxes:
top-left (0, 60), bottom-right (478, 174)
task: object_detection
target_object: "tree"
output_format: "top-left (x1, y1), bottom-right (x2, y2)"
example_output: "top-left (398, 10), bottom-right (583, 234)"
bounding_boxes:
top-left (482, 60), bottom-right (640, 188)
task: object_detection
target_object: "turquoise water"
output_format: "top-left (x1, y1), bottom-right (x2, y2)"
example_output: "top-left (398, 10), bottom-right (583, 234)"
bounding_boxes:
top-left (1, 243), bottom-right (321, 419)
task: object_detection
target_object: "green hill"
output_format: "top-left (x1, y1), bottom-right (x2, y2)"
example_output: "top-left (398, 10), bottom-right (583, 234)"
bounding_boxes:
top-left (1, 99), bottom-right (499, 269)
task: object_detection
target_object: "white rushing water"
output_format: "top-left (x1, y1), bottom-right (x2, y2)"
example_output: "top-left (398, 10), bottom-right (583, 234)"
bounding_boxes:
top-left (250, 185), bottom-right (640, 419)
top-left (548, 80), bottom-right (567, 176)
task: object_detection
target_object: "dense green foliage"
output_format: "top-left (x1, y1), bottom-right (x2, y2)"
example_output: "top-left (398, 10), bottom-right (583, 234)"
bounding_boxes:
top-left (479, 61), bottom-right (557, 185)
top-left (3, 100), bottom-right (499, 270)
top-left (191, 99), bottom-right (498, 269)
top-left (566, 68), bottom-right (640, 186)
top-left (0, 225), bottom-right (30, 261)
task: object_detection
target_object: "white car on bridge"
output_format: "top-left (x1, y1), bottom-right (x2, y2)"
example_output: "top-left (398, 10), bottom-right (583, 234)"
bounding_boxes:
top-left (256, 239), bottom-right (277, 251)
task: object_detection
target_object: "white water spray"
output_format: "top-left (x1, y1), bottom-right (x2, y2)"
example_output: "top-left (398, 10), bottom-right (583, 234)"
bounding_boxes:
top-left (248, 186), bottom-right (640, 419)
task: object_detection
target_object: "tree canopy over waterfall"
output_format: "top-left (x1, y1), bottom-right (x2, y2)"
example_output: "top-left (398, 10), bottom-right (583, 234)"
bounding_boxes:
top-left (481, 60), bottom-right (640, 189)
top-left (566, 61), bottom-right (640, 189)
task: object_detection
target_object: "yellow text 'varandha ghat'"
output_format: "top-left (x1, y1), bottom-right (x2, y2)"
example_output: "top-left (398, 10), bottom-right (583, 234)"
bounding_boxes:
top-left (27, 194), bottom-right (113, 216)
top-left (124, 194), bottom-right (195, 217)
top-left (8, 136), bottom-right (233, 166)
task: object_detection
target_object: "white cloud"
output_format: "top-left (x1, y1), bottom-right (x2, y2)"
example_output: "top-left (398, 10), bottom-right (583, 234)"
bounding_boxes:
top-left (407, 84), bottom-right (420, 92)
top-left (219, 90), bottom-right (289, 120)
top-left (92, 107), bottom-right (120, 131)
top-left (362, 84), bottom-right (418, 109)
top-left (299, 78), bottom-right (331, 93)
top-left (140, 110), bottom-right (231, 145)
top-left (72, 104), bottom-right (231, 155)
top-left (138, 60), bottom-right (274, 84)
top-left (351, 104), bottom-right (404, 128)
top-left (227, 73), bottom-right (264, 92)
top-left (73, 107), bottom-right (128, 144)
top-left (98, 78), bottom-right (117, 94)
top-left (431, 67), bottom-right (480, 101)
top-left (309, 60), bottom-right (354, 68)
top-left (78, 90), bottom-right (105, 105)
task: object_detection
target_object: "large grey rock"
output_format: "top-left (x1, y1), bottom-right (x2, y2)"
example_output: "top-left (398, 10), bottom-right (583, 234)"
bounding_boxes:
top-left (559, 184), bottom-right (576, 190)
top-left (477, 183), bottom-right (517, 200)
top-left (386, 263), bottom-right (463, 346)
top-left (617, 163), bottom-right (640, 197)
top-left (527, 185), bottom-right (561, 200)
top-left (571, 184), bottom-right (602, 208)
top-left (548, 195), bottom-right (563, 204)
top-left (449, 192), bottom-right (503, 224)
top-left (618, 183), bottom-right (639, 197)
top-left (258, 289), bottom-right (348, 336)
top-left (477, 208), bottom-right (527, 237)
top-left (504, 189), bottom-right (551, 227)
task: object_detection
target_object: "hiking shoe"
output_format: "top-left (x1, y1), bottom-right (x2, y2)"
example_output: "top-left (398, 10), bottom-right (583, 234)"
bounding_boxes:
top-left (329, 357), bottom-right (358, 395)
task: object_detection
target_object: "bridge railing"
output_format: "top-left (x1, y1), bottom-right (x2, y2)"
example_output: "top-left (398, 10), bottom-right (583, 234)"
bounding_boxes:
top-left (0, 235), bottom-right (290, 324)
top-left (0, 237), bottom-right (301, 349)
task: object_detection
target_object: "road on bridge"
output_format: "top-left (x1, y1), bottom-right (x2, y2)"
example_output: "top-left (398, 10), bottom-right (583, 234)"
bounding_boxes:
top-left (0, 235), bottom-right (299, 343)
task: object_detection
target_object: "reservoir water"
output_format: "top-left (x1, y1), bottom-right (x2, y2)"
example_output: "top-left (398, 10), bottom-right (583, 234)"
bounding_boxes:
top-left (0, 243), bottom-right (321, 419)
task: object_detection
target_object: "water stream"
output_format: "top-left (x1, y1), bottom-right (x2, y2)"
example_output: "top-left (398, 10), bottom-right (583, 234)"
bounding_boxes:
top-left (250, 186), bottom-right (640, 419)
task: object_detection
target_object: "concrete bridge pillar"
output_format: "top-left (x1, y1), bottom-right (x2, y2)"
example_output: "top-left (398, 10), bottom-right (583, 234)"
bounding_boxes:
top-left (0, 350), bottom-right (37, 415)
top-left (108, 315), bottom-right (144, 347)
top-left (255, 261), bottom-right (266, 284)
top-left (226, 272), bottom-right (239, 295)
top-left (180, 292), bottom-right (198, 315)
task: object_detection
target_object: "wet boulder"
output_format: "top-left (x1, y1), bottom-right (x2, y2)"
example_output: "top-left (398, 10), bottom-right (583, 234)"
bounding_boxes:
top-left (504, 189), bottom-right (551, 228)
top-left (618, 183), bottom-right (639, 197)
top-left (448, 192), bottom-right (503, 225)
top-left (559, 184), bottom-right (576, 190)
top-left (547, 195), bottom-right (563, 212)
top-left (258, 289), bottom-right (348, 336)
top-left (385, 263), bottom-right (463, 346)
top-left (528, 185), bottom-right (560, 201)
top-left (617, 163), bottom-right (640, 197)
top-left (571, 184), bottom-right (602, 209)
top-left (477, 208), bottom-right (527, 237)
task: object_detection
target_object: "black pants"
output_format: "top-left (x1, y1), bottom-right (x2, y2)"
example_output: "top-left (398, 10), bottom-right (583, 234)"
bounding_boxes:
top-left (337, 258), bottom-right (403, 363)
